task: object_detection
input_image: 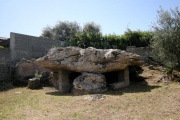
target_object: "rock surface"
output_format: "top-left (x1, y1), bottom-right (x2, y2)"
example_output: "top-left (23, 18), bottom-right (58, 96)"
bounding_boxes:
top-left (72, 72), bottom-right (108, 95)
top-left (84, 94), bottom-right (106, 101)
top-left (15, 58), bottom-right (50, 84)
top-left (27, 78), bottom-right (40, 89)
top-left (27, 72), bottom-right (52, 90)
top-left (110, 82), bottom-right (129, 90)
top-left (35, 47), bottom-right (140, 73)
top-left (40, 72), bottom-right (51, 87)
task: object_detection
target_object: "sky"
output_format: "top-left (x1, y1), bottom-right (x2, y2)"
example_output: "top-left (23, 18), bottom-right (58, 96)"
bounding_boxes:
top-left (0, 0), bottom-right (179, 38)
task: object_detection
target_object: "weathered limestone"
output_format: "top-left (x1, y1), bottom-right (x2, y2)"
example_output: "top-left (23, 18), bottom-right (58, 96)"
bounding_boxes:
top-left (27, 78), bottom-right (40, 89)
top-left (73, 72), bottom-right (108, 95)
top-left (50, 70), bottom-right (71, 93)
top-left (124, 67), bottom-right (130, 85)
top-left (50, 72), bottom-right (59, 89)
top-left (58, 70), bottom-right (71, 93)
top-left (35, 47), bottom-right (140, 73)
top-left (35, 47), bottom-right (141, 94)
top-left (15, 58), bottom-right (50, 84)
top-left (110, 67), bottom-right (130, 90)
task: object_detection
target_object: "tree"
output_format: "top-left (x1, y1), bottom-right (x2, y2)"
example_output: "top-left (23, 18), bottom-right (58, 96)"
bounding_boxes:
top-left (41, 21), bottom-right (81, 41)
top-left (83, 22), bottom-right (101, 35)
top-left (41, 26), bottom-right (53, 39)
top-left (67, 31), bottom-right (103, 49)
top-left (80, 22), bottom-right (102, 48)
top-left (43, 21), bottom-right (103, 48)
top-left (41, 21), bottom-right (152, 49)
top-left (150, 7), bottom-right (180, 73)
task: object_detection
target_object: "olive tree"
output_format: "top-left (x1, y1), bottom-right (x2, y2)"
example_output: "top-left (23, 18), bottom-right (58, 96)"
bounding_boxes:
top-left (82, 22), bottom-right (102, 48)
top-left (41, 21), bottom-right (81, 41)
top-left (83, 22), bottom-right (101, 34)
top-left (151, 7), bottom-right (180, 73)
top-left (41, 26), bottom-right (53, 39)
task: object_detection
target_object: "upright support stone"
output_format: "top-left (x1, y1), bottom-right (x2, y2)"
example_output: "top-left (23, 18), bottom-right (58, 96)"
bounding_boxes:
top-left (118, 70), bottom-right (124, 82)
top-left (51, 72), bottom-right (59, 89)
top-left (58, 70), bottom-right (70, 93)
top-left (124, 67), bottom-right (130, 86)
top-left (111, 67), bottom-right (130, 90)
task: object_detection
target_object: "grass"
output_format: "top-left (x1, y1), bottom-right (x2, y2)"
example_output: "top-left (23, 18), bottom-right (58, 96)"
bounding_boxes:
top-left (0, 83), bottom-right (180, 120)
top-left (0, 65), bottom-right (180, 120)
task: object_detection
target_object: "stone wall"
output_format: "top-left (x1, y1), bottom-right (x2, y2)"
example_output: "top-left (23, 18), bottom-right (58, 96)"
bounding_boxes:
top-left (0, 32), bottom-right (64, 82)
top-left (10, 32), bottom-right (63, 63)
top-left (126, 46), bottom-right (150, 62)
top-left (0, 48), bottom-right (10, 81)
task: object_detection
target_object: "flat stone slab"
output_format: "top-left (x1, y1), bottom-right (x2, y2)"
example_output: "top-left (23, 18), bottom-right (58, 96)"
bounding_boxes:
top-left (35, 47), bottom-right (140, 73)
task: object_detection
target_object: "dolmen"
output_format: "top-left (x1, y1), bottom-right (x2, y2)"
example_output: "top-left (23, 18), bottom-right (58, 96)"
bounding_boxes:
top-left (35, 47), bottom-right (140, 95)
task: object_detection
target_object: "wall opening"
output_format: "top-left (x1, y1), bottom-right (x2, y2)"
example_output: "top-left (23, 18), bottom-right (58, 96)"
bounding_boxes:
top-left (68, 71), bottom-right (81, 91)
top-left (129, 65), bottom-right (144, 83)
top-left (104, 71), bottom-right (118, 87)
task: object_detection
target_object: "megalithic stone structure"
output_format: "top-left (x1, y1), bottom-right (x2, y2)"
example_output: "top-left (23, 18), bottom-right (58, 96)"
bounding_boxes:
top-left (35, 47), bottom-right (141, 94)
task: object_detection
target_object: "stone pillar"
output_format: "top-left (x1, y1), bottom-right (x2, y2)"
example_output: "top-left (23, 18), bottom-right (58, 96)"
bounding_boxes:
top-left (117, 67), bottom-right (129, 84)
top-left (111, 67), bottom-right (130, 90)
top-left (58, 70), bottom-right (70, 93)
top-left (118, 70), bottom-right (124, 82)
top-left (124, 67), bottom-right (130, 86)
top-left (51, 72), bottom-right (59, 89)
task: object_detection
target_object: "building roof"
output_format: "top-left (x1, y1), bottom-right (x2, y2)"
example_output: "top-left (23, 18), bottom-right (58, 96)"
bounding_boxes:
top-left (0, 37), bottom-right (7, 40)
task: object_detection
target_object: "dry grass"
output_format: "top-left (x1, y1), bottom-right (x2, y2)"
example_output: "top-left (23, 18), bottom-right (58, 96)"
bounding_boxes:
top-left (0, 66), bottom-right (180, 120)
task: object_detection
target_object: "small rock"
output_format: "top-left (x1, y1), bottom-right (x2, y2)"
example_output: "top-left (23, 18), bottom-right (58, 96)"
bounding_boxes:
top-left (110, 82), bottom-right (129, 90)
top-left (84, 94), bottom-right (106, 101)
top-left (27, 78), bottom-right (40, 89)
top-left (15, 92), bottom-right (22, 94)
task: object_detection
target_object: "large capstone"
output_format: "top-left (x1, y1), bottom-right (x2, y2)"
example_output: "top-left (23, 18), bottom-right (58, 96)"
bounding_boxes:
top-left (35, 47), bottom-right (140, 73)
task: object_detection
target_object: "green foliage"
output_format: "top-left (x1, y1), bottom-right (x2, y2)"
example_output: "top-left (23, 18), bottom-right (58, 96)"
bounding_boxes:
top-left (41, 21), bottom-right (152, 49)
top-left (65, 29), bottom-right (152, 49)
top-left (0, 46), bottom-right (4, 48)
top-left (165, 67), bottom-right (173, 74)
top-left (83, 22), bottom-right (101, 35)
top-left (123, 29), bottom-right (153, 47)
top-left (150, 7), bottom-right (180, 71)
top-left (64, 22), bottom-right (103, 48)
top-left (41, 21), bottom-right (81, 41)
top-left (41, 26), bottom-right (53, 39)
top-left (34, 70), bottom-right (42, 79)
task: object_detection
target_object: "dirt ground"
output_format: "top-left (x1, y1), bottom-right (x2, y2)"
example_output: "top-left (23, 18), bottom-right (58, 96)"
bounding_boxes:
top-left (0, 65), bottom-right (180, 120)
